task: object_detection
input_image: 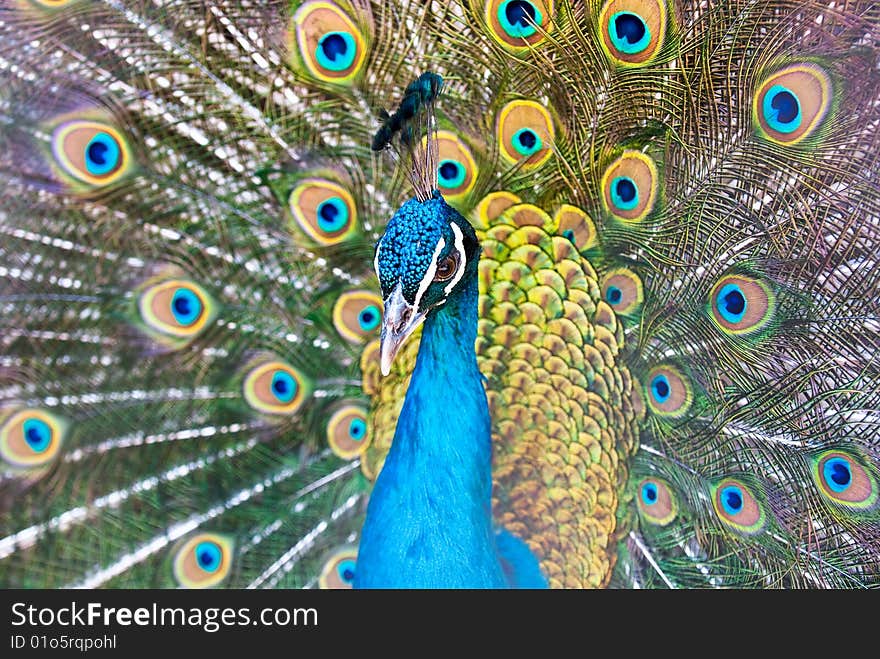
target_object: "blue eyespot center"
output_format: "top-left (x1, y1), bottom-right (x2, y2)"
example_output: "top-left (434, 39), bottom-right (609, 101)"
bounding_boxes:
top-left (611, 176), bottom-right (638, 210)
top-left (562, 229), bottom-right (575, 243)
top-left (321, 33), bottom-right (347, 60)
top-left (506, 0), bottom-right (536, 25)
top-left (650, 374), bottom-right (670, 403)
top-left (271, 371), bottom-right (297, 404)
top-left (316, 198), bottom-right (349, 233)
top-left (357, 305), bottom-right (380, 332)
top-left (615, 179), bottom-right (636, 202)
top-left (723, 290), bottom-right (745, 315)
top-left (84, 133), bottom-right (121, 176)
top-left (512, 128), bottom-right (541, 156)
top-left (171, 289), bottom-right (203, 326)
top-left (499, 1), bottom-right (541, 38)
top-left (195, 541), bottom-right (222, 573)
top-left (824, 458), bottom-right (852, 493)
top-left (721, 486), bottom-right (744, 515)
top-left (348, 418), bottom-right (366, 441)
top-left (610, 12), bottom-right (651, 55)
top-left (606, 285), bottom-right (623, 305)
top-left (641, 482), bottom-right (658, 505)
top-left (517, 129), bottom-right (537, 149)
top-left (22, 418), bottom-right (52, 453)
top-left (437, 160), bottom-right (466, 188)
top-left (316, 32), bottom-right (356, 71)
top-left (772, 91), bottom-right (798, 124)
top-left (763, 85), bottom-right (802, 134)
top-left (88, 142), bottom-right (108, 165)
top-left (337, 559), bottom-right (356, 583)
top-left (716, 283), bottom-right (747, 324)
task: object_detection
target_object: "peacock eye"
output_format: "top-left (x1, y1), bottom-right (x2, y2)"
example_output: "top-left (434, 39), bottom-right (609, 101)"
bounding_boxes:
top-left (434, 253), bottom-right (459, 282)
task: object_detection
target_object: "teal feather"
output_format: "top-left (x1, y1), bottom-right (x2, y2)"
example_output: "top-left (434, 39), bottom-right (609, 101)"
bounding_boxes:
top-left (357, 269), bottom-right (505, 587)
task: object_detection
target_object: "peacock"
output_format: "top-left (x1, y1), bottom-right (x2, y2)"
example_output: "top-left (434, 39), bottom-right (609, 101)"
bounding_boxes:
top-left (1, 0), bottom-right (878, 590)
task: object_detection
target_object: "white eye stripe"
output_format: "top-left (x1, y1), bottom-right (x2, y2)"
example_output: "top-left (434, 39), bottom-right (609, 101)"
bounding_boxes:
top-left (443, 223), bottom-right (467, 296)
top-left (413, 236), bottom-right (446, 312)
top-left (373, 236), bottom-right (383, 282)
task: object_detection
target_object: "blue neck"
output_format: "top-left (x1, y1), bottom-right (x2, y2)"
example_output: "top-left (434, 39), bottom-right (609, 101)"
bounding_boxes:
top-left (354, 276), bottom-right (507, 588)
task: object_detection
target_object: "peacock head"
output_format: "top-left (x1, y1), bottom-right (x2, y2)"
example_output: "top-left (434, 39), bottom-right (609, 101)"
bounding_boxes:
top-left (374, 191), bottom-right (480, 376)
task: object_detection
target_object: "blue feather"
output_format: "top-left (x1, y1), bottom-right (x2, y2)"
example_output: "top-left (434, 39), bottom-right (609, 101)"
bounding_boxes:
top-left (496, 529), bottom-right (548, 589)
top-left (356, 276), bottom-right (517, 588)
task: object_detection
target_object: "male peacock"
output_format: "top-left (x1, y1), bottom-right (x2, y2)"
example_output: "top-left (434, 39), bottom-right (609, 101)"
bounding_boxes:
top-left (355, 74), bottom-right (548, 586)
top-left (1, 0), bottom-right (879, 590)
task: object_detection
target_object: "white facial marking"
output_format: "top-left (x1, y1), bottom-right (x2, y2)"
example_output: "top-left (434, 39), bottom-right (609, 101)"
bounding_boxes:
top-left (413, 236), bottom-right (446, 312)
top-left (443, 223), bottom-right (467, 296)
top-left (373, 236), bottom-right (383, 281)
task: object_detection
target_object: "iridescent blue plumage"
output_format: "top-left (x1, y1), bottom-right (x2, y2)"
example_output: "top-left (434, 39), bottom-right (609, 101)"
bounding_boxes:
top-left (355, 192), bottom-right (544, 588)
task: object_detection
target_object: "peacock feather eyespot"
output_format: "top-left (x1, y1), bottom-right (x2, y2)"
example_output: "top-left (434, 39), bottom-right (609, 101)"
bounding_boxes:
top-left (485, 0), bottom-right (553, 50)
top-left (271, 371), bottom-right (297, 403)
top-left (644, 364), bottom-right (691, 418)
top-left (318, 547), bottom-right (358, 588)
top-left (438, 160), bottom-right (465, 187)
top-left (708, 274), bottom-right (775, 336)
top-left (600, 151), bottom-right (657, 222)
top-left (754, 64), bottom-right (832, 145)
top-left (496, 100), bottom-right (554, 168)
top-left (716, 283), bottom-right (745, 323)
top-left (432, 131), bottom-right (478, 201)
top-left (554, 204), bottom-right (597, 252)
top-left (710, 478), bottom-right (767, 535)
top-left (172, 533), bottom-right (233, 588)
top-left (600, 268), bottom-right (643, 316)
top-left (138, 279), bottom-right (216, 341)
top-left (290, 1), bottom-right (366, 84)
top-left (51, 120), bottom-right (133, 189)
top-left (195, 542), bottom-right (222, 573)
top-left (171, 288), bottom-right (203, 326)
top-left (0, 408), bottom-right (67, 470)
top-left (610, 176), bottom-right (638, 210)
top-left (763, 86), bottom-right (801, 133)
top-left (812, 451), bottom-right (878, 511)
top-left (512, 128), bottom-right (542, 156)
top-left (317, 198), bottom-right (349, 232)
top-left (609, 12), bottom-right (649, 54)
top-left (316, 32), bottom-right (357, 71)
top-left (651, 375), bottom-right (670, 401)
top-left (358, 307), bottom-right (380, 331)
top-left (598, 0), bottom-right (667, 66)
top-left (333, 290), bottom-right (383, 343)
top-left (243, 360), bottom-right (311, 415)
top-left (327, 404), bottom-right (371, 459)
top-left (288, 178), bottom-right (358, 245)
top-left (499, 0), bottom-right (543, 37)
top-left (636, 477), bottom-right (677, 526)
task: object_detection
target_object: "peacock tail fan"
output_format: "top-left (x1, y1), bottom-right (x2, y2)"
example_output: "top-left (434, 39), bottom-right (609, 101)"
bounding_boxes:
top-left (2, 0), bottom-right (879, 588)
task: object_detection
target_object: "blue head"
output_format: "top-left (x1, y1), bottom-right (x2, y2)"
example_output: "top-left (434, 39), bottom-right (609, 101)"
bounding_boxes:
top-left (374, 192), bottom-right (480, 375)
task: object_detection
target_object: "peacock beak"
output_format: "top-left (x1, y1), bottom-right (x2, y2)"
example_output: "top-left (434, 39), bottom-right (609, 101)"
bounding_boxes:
top-left (380, 282), bottom-right (427, 377)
